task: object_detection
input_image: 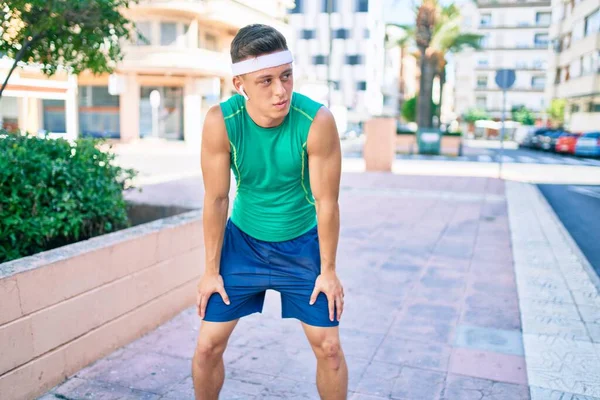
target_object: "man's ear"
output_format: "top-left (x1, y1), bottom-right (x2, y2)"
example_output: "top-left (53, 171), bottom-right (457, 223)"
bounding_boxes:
top-left (233, 76), bottom-right (248, 100)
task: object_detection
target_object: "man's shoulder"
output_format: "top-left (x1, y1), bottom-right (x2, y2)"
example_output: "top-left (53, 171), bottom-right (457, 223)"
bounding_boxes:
top-left (290, 92), bottom-right (323, 121)
top-left (219, 94), bottom-right (245, 121)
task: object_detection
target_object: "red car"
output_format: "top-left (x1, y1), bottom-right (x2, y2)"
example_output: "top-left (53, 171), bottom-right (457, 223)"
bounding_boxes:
top-left (555, 132), bottom-right (581, 154)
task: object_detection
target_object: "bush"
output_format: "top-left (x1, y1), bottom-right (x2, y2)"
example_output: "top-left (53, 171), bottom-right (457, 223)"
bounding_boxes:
top-left (0, 131), bottom-right (137, 263)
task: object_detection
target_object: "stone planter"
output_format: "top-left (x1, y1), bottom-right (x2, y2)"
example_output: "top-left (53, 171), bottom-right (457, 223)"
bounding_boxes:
top-left (0, 208), bottom-right (204, 400)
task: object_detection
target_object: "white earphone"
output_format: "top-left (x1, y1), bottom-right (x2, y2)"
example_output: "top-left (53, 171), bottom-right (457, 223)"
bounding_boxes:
top-left (239, 85), bottom-right (249, 101)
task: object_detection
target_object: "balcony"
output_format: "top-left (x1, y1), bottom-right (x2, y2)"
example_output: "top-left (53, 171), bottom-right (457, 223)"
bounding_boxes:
top-left (555, 74), bottom-right (600, 99)
top-left (133, 0), bottom-right (290, 32)
top-left (119, 46), bottom-right (231, 77)
top-left (478, 23), bottom-right (551, 29)
top-left (474, 86), bottom-right (546, 92)
top-left (476, 0), bottom-right (551, 7)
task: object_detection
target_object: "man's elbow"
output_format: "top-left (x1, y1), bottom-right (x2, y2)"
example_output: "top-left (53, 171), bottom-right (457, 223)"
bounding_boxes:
top-left (314, 197), bottom-right (339, 212)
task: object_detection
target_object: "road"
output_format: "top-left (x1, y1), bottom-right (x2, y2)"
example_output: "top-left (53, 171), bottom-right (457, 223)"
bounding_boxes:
top-left (538, 184), bottom-right (600, 279)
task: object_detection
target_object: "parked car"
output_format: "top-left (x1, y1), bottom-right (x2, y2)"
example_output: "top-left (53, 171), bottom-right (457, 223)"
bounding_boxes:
top-left (530, 128), bottom-right (557, 150)
top-left (575, 132), bottom-right (600, 157)
top-left (555, 132), bottom-right (582, 154)
top-left (539, 130), bottom-right (568, 152)
top-left (522, 128), bottom-right (554, 148)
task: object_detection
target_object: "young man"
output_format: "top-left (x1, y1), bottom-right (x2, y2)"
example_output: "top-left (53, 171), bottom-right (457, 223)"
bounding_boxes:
top-left (192, 24), bottom-right (347, 399)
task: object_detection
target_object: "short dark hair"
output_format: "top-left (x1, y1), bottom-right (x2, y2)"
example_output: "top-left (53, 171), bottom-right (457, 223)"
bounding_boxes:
top-left (230, 24), bottom-right (288, 63)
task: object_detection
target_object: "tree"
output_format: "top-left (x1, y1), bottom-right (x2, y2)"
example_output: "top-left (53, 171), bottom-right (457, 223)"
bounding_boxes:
top-left (402, 0), bottom-right (481, 128)
top-left (402, 94), bottom-right (438, 123)
top-left (511, 105), bottom-right (536, 125)
top-left (463, 108), bottom-right (490, 124)
top-left (0, 0), bottom-right (139, 99)
top-left (547, 98), bottom-right (566, 127)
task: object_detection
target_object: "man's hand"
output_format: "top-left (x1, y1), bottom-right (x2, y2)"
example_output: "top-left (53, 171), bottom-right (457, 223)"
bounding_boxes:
top-left (310, 270), bottom-right (345, 322)
top-left (197, 272), bottom-right (230, 319)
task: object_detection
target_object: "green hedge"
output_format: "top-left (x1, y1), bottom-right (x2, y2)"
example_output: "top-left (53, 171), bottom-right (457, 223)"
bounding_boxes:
top-left (0, 131), bottom-right (137, 263)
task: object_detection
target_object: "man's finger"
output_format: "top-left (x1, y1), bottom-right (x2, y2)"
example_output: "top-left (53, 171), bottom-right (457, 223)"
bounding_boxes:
top-left (336, 296), bottom-right (344, 321)
top-left (219, 288), bottom-right (231, 305)
top-left (309, 287), bottom-right (320, 305)
top-left (328, 295), bottom-right (335, 322)
top-left (199, 293), bottom-right (209, 319)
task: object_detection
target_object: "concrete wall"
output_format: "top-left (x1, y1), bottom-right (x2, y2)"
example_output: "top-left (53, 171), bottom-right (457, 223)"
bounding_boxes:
top-left (0, 210), bottom-right (203, 400)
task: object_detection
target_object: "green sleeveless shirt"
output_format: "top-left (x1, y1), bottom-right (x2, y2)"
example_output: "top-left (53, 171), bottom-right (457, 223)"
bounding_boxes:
top-left (220, 92), bottom-right (323, 242)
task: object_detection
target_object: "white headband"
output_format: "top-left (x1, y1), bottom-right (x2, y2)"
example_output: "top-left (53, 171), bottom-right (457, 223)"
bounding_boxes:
top-left (231, 50), bottom-right (293, 76)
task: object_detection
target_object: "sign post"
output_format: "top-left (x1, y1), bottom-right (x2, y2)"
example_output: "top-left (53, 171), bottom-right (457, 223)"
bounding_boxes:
top-left (494, 69), bottom-right (516, 179)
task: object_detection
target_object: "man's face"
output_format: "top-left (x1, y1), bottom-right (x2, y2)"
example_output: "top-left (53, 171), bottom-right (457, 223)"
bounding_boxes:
top-left (236, 63), bottom-right (294, 120)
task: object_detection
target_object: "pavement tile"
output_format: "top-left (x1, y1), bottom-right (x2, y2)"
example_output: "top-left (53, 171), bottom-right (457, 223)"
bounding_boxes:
top-left (258, 377), bottom-right (321, 399)
top-left (355, 361), bottom-right (402, 398)
top-left (390, 366), bottom-right (446, 400)
top-left (519, 299), bottom-right (580, 320)
top-left (339, 328), bottom-right (386, 360)
top-left (419, 268), bottom-right (467, 290)
top-left (441, 374), bottom-right (530, 400)
top-left (530, 386), bottom-right (600, 400)
top-left (449, 347), bottom-right (528, 385)
top-left (390, 314), bottom-right (455, 344)
top-left (373, 337), bottom-right (452, 372)
top-left (454, 324), bottom-right (524, 356)
top-left (403, 302), bottom-right (461, 323)
top-left (461, 303), bottom-right (522, 331)
top-left (523, 333), bottom-right (600, 397)
top-left (521, 314), bottom-right (591, 341)
top-left (52, 377), bottom-right (161, 399)
top-left (74, 349), bottom-right (190, 395)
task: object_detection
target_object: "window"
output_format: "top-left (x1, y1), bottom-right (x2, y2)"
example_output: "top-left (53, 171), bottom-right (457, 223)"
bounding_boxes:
top-left (571, 104), bottom-right (580, 113)
top-left (312, 55), bottom-right (328, 65)
top-left (204, 33), bottom-right (218, 51)
top-left (322, 0), bottom-right (339, 12)
top-left (332, 81), bottom-right (341, 90)
top-left (301, 29), bottom-right (316, 39)
top-left (477, 76), bottom-right (488, 88)
top-left (572, 20), bottom-right (584, 41)
top-left (135, 21), bottom-right (152, 46)
top-left (584, 8), bottom-right (599, 37)
top-left (592, 103), bottom-right (600, 112)
top-left (42, 100), bottom-right (67, 133)
top-left (334, 29), bottom-right (350, 39)
top-left (582, 53), bottom-right (593, 75)
top-left (555, 67), bottom-right (561, 84)
top-left (536, 12), bottom-right (551, 26)
top-left (531, 76), bottom-right (546, 89)
top-left (364, 29), bottom-right (370, 39)
top-left (356, 0), bottom-right (368, 12)
top-left (477, 58), bottom-right (489, 67)
top-left (480, 34), bottom-right (490, 48)
top-left (480, 13), bottom-right (492, 26)
top-left (356, 81), bottom-right (367, 91)
top-left (346, 55), bottom-right (363, 65)
top-left (78, 86), bottom-right (120, 139)
top-left (594, 50), bottom-right (600, 73)
top-left (290, 0), bottom-right (302, 13)
top-left (534, 33), bottom-right (549, 48)
top-left (570, 58), bottom-right (582, 78)
top-left (160, 22), bottom-right (177, 46)
top-left (476, 96), bottom-right (487, 109)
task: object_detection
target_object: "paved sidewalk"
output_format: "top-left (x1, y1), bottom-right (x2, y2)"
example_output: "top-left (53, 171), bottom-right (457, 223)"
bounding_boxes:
top-left (39, 173), bottom-right (599, 399)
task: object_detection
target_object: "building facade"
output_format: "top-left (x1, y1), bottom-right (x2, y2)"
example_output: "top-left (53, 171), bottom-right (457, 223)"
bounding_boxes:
top-left (0, 0), bottom-right (294, 144)
top-left (546, 0), bottom-right (599, 132)
top-left (286, 0), bottom-right (387, 124)
top-left (454, 0), bottom-right (552, 121)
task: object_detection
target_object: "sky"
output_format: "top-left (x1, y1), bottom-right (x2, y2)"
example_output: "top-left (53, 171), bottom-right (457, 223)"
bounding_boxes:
top-left (385, 0), bottom-right (463, 25)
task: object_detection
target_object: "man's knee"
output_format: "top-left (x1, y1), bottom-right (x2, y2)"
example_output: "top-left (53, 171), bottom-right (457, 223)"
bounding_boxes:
top-left (193, 337), bottom-right (227, 364)
top-left (316, 338), bottom-right (343, 370)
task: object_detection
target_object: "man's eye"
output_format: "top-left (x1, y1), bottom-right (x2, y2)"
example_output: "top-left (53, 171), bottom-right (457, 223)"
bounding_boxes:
top-left (262, 79), bottom-right (271, 85)
top-left (282, 73), bottom-right (291, 80)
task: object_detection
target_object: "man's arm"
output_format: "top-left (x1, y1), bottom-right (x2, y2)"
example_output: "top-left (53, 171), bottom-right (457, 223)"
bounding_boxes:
top-left (307, 107), bottom-right (344, 321)
top-left (197, 105), bottom-right (231, 318)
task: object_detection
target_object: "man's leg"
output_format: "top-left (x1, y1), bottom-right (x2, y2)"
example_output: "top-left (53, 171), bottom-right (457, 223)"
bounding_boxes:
top-left (301, 323), bottom-right (348, 400)
top-left (192, 319), bottom-right (239, 400)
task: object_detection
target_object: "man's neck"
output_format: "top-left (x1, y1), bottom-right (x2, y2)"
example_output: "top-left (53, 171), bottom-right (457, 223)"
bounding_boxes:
top-left (245, 102), bottom-right (286, 128)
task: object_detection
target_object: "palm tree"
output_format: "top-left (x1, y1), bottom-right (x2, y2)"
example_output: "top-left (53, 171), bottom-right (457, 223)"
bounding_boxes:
top-left (428, 3), bottom-right (481, 124)
top-left (391, 0), bottom-right (481, 128)
top-left (415, 0), bottom-right (438, 129)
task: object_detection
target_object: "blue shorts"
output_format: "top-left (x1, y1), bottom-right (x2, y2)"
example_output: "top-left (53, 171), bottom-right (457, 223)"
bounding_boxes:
top-left (203, 219), bottom-right (338, 327)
